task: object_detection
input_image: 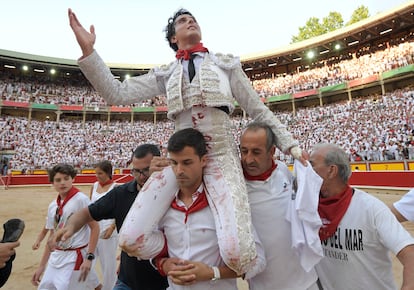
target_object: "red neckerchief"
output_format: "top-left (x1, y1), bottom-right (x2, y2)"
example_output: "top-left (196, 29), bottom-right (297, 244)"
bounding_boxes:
top-left (56, 186), bottom-right (80, 217)
top-left (99, 179), bottom-right (113, 187)
top-left (243, 160), bottom-right (277, 181)
top-left (171, 188), bottom-right (208, 223)
top-left (318, 185), bottom-right (353, 241)
top-left (176, 43), bottom-right (209, 60)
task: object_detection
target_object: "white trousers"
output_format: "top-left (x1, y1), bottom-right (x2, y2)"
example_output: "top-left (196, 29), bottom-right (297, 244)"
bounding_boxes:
top-left (38, 261), bottom-right (100, 290)
top-left (96, 235), bottom-right (118, 290)
top-left (119, 107), bottom-right (257, 274)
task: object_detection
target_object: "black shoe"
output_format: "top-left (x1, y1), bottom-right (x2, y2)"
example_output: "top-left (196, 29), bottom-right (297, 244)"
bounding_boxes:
top-left (2, 219), bottom-right (25, 243)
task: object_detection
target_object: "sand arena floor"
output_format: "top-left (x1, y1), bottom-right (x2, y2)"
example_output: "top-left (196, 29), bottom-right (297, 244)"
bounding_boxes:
top-left (0, 185), bottom-right (412, 290)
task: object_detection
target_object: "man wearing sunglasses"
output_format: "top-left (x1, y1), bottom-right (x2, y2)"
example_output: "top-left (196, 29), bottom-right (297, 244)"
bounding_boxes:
top-left (51, 145), bottom-right (168, 290)
top-left (130, 167), bottom-right (150, 179)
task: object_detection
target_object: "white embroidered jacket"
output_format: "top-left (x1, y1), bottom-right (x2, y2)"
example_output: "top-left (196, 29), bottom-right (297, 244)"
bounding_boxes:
top-left (78, 50), bottom-right (298, 153)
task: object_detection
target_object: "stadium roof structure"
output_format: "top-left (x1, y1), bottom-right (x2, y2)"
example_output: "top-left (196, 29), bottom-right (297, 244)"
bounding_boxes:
top-left (1, 0), bottom-right (414, 80)
top-left (0, 48), bottom-right (153, 79)
top-left (241, 1), bottom-right (414, 79)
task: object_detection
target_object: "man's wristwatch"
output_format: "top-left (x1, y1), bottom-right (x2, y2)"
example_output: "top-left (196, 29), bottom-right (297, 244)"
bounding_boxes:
top-left (211, 266), bottom-right (221, 282)
top-left (86, 252), bottom-right (95, 261)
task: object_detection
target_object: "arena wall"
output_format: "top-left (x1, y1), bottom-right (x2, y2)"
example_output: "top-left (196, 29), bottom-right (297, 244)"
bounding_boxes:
top-left (1, 173), bottom-right (133, 187)
top-left (2, 171), bottom-right (413, 189)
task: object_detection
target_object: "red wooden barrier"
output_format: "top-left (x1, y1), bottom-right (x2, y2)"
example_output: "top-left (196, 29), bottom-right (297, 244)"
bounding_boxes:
top-left (4, 174), bottom-right (133, 186)
top-left (3, 171), bottom-right (413, 188)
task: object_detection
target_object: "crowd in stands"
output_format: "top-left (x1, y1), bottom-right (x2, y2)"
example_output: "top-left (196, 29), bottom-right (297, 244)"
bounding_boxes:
top-left (253, 41), bottom-right (414, 97)
top-left (0, 73), bottom-right (167, 108)
top-left (1, 39), bottom-right (414, 106)
top-left (282, 88), bottom-right (414, 162)
top-left (1, 87), bottom-right (413, 171)
top-left (0, 117), bottom-right (174, 170)
top-left (1, 36), bottom-right (414, 171)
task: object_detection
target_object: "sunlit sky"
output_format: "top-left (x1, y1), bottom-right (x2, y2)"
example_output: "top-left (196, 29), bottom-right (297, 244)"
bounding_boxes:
top-left (1, 0), bottom-right (410, 65)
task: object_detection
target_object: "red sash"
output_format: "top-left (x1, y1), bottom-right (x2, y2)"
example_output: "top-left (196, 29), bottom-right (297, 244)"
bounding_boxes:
top-left (56, 244), bottom-right (88, 270)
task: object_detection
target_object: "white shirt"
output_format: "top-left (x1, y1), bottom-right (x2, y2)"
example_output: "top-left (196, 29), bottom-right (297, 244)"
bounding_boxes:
top-left (286, 160), bottom-right (323, 272)
top-left (181, 52), bottom-right (205, 82)
top-left (90, 181), bottom-right (117, 235)
top-left (247, 161), bottom-right (318, 290)
top-left (46, 191), bottom-right (91, 268)
top-left (160, 184), bottom-right (238, 290)
top-left (394, 188), bottom-right (414, 221)
top-left (316, 189), bottom-right (414, 290)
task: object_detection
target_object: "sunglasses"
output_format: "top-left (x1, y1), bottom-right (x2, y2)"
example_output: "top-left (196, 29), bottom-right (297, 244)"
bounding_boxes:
top-left (131, 167), bottom-right (150, 177)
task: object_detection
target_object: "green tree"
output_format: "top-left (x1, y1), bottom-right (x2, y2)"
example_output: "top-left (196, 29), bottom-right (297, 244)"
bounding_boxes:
top-left (291, 7), bottom-right (369, 43)
top-left (322, 12), bottom-right (344, 31)
top-left (347, 5), bottom-right (370, 25)
top-left (291, 17), bottom-right (324, 43)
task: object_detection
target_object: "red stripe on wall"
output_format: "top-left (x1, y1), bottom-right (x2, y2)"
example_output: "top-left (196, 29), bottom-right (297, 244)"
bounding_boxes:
top-left (156, 106), bottom-right (168, 112)
top-left (293, 89), bottom-right (318, 99)
top-left (6, 172), bottom-right (413, 188)
top-left (349, 171), bottom-right (414, 187)
top-left (2, 101), bottom-right (29, 108)
top-left (348, 75), bottom-right (379, 88)
top-left (7, 174), bottom-right (133, 186)
top-left (60, 105), bottom-right (84, 111)
top-left (111, 106), bottom-right (131, 112)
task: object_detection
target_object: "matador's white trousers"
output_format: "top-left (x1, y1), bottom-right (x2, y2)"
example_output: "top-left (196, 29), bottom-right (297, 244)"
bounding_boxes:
top-left (119, 107), bottom-right (257, 275)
